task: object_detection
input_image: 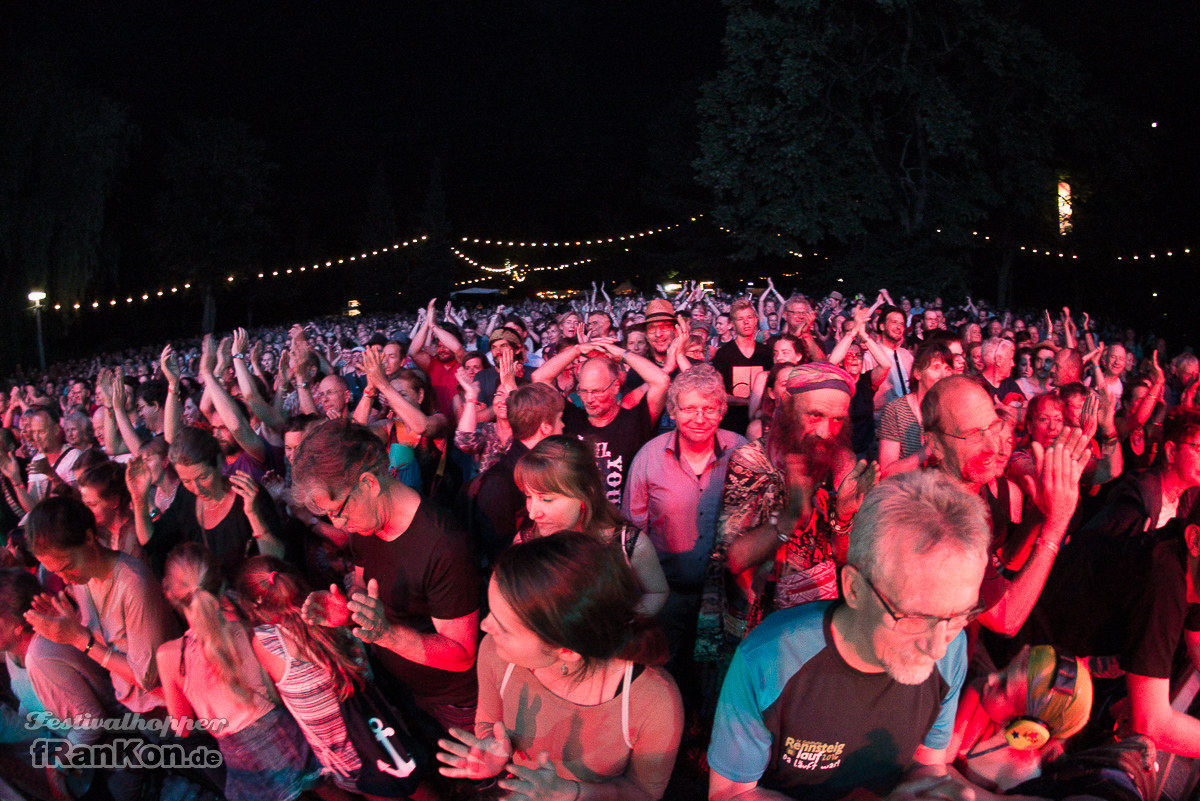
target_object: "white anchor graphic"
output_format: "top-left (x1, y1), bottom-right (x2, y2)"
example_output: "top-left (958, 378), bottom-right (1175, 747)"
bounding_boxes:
top-left (369, 717), bottom-right (416, 778)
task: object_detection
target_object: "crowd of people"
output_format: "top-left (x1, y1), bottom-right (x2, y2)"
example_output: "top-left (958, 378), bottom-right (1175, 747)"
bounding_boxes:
top-left (0, 279), bottom-right (1192, 801)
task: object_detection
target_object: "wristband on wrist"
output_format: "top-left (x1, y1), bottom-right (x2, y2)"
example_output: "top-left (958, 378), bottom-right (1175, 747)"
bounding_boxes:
top-left (829, 515), bottom-right (852, 535)
top-left (233, 353), bottom-right (246, 360)
top-left (1035, 536), bottom-right (1060, 554)
top-left (82, 633), bottom-right (96, 655)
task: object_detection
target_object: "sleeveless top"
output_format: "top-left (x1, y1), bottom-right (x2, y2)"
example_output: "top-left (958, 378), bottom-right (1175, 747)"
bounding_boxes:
top-left (178, 627), bottom-right (274, 736)
top-left (514, 523), bottom-right (640, 562)
top-left (254, 625), bottom-right (362, 779)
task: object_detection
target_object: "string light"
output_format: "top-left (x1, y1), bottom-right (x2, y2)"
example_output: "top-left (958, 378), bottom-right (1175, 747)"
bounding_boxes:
top-left (46, 234), bottom-right (428, 313)
top-left (459, 216), bottom-right (703, 248)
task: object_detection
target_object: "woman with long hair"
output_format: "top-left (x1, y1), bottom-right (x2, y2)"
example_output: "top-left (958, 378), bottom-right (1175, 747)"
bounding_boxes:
top-left (237, 555), bottom-right (424, 800)
top-left (514, 436), bottom-right (668, 615)
top-left (169, 427), bottom-right (285, 579)
top-left (354, 347), bottom-right (450, 492)
top-left (437, 532), bottom-right (683, 801)
top-left (157, 544), bottom-right (319, 801)
top-left (77, 461), bottom-right (141, 561)
top-left (124, 435), bottom-right (190, 577)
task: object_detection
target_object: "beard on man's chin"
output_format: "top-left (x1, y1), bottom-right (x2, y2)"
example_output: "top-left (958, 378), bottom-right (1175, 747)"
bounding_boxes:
top-left (793, 431), bottom-right (842, 482)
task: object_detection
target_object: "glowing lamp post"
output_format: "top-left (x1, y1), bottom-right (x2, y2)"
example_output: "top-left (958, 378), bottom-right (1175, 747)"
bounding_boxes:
top-left (28, 290), bottom-right (46, 371)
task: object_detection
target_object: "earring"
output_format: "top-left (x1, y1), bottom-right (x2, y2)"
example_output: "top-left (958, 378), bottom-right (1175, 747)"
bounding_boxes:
top-left (560, 662), bottom-right (568, 676)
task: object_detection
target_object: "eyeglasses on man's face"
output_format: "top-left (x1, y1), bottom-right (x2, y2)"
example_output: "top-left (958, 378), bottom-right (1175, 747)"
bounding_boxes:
top-left (936, 418), bottom-right (1004, 447)
top-left (576, 376), bottom-right (618, 400)
top-left (307, 474), bottom-right (363, 522)
top-left (853, 566), bottom-right (984, 635)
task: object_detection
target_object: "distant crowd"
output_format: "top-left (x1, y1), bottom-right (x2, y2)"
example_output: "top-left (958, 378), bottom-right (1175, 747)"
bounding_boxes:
top-left (0, 279), bottom-right (1191, 801)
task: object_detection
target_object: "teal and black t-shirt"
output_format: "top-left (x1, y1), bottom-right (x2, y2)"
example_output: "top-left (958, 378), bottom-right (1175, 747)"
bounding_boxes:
top-left (708, 600), bottom-right (967, 801)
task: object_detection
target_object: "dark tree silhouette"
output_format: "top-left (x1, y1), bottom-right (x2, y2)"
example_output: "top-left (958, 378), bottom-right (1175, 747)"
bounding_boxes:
top-left (696, 0), bottom-right (1085, 298)
top-left (151, 118), bottom-right (276, 333)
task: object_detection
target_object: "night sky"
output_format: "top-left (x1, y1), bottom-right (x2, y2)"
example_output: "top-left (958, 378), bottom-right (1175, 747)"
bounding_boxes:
top-left (4, 1), bottom-right (1200, 350)
top-left (6, 2), bottom-right (725, 244)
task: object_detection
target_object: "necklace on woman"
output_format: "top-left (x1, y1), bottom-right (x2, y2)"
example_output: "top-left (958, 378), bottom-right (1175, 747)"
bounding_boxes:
top-left (154, 481), bottom-right (179, 515)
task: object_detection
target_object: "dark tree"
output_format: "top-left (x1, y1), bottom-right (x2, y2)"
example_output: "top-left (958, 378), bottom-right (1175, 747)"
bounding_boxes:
top-left (0, 64), bottom-right (134, 368)
top-left (151, 118), bottom-right (275, 333)
top-left (696, 0), bottom-right (1085, 298)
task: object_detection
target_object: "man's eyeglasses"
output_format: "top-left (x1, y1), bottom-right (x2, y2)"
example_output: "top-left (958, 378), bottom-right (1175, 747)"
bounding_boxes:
top-left (936, 418), bottom-right (1004, 447)
top-left (854, 567), bottom-right (984, 635)
top-left (308, 475), bottom-right (362, 521)
top-left (576, 377), bottom-right (618, 399)
top-left (676, 405), bottom-right (723, 421)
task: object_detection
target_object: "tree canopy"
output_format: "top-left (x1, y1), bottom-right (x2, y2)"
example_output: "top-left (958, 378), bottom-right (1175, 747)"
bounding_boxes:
top-left (696, 0), bottom-right (1086, 294)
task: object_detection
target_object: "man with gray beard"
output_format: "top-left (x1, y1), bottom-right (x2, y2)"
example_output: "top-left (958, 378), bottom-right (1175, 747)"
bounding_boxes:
top-left (714, 364), bottom-right (877, 645)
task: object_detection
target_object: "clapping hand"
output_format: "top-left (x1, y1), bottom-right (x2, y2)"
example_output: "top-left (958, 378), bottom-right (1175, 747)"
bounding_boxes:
top-left (25, 592), bottom-right (88, 649)
top-left (345, 578), bottom-right (389, 642)
top-left (501, 752), bottom-right (578, 801)
top-left (301, 584), bottom-right (352, 628)
top-left (1021, 427), bottom-right (1089, 527)
top-left (436, 722), bottom-right (514, 780)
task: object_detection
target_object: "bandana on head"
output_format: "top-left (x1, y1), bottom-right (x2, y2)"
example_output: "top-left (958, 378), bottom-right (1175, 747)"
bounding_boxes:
top-left (785, 363), bottom-right (855, 396)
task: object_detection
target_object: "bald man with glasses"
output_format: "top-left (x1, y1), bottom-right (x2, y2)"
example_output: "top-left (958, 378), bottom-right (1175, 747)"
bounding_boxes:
top-left (533, 338), bottom-right (670, 505)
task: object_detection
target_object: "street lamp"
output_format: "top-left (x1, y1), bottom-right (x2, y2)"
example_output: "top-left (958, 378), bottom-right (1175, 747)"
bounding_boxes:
top-left (28, 290), bottom-right (46, 372)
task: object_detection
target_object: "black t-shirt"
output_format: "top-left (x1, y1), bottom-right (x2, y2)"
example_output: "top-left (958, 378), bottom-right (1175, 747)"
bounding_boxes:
top-left (711, 339), bottom-right (773, 435)
top-left (179, 489), bottom-right (284, 583)
top-left (563, 401), bottom-right (654, 506)
top-left (850, 372), bottom-right (876, 458)
top-left (471, 441), bottom-right (530, 563)
top-left (1121, 534), bottom-right (1200, 678)
top-left (1019, 524), bottom-right (1200, 677)
top-left (981, 375), bottom-right (1027, 408)
top-left (350, 500), bottom-right (481, 706)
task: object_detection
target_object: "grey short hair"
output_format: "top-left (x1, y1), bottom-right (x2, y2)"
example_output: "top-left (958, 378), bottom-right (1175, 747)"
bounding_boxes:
top-left (667, 364), bottom-right (727, 418)
top-left (848, 470), bottom-right (990, 582)
top-left (980, 337), bottom-right (1014, 366)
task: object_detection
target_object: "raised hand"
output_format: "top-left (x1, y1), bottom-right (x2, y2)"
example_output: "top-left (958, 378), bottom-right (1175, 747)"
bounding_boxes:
top-left (259, 470), bottom-right (287, 504)
top-left (455, 367), bottom-right (480, 401)
top-left (228, 471), bottom-right (261, 508)
top-left (1021, 427), bottom-right (1088, 526)
top-left (110, 369), bottom-right (128, 412)
top-left (95, 368), bottom-right (115, 408)
top-left (1149, 350), bottom-right (1165, 385)
top-left (215, 337), bottom-right (234, 377)
top-left (232, 327), bottom-right (249, 357)
top-left (834, 459), bottom-right (879, 521)
top-left (125, 455), bottom-right (153, 501)
top-left (1078, 392), bottom-right (1099, 441)
top-left (199, 334), bottom-right (217, 377)
top-left (497, 348), bottom-right (517, 389)
top-left (362, 346), bottom-right (388, 390)
top-left (160, 345), bottom-right (181, 388)
top-left (436, 721), bottom-right (514, 780)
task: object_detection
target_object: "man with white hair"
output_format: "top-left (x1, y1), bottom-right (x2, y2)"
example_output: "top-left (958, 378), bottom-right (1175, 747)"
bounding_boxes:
top-left (709, 470), bottom-right (990, 801)
top-left (979, 336), bottom-right (1027, 407)
top-left (624, 364), bottom-right (747, 664)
